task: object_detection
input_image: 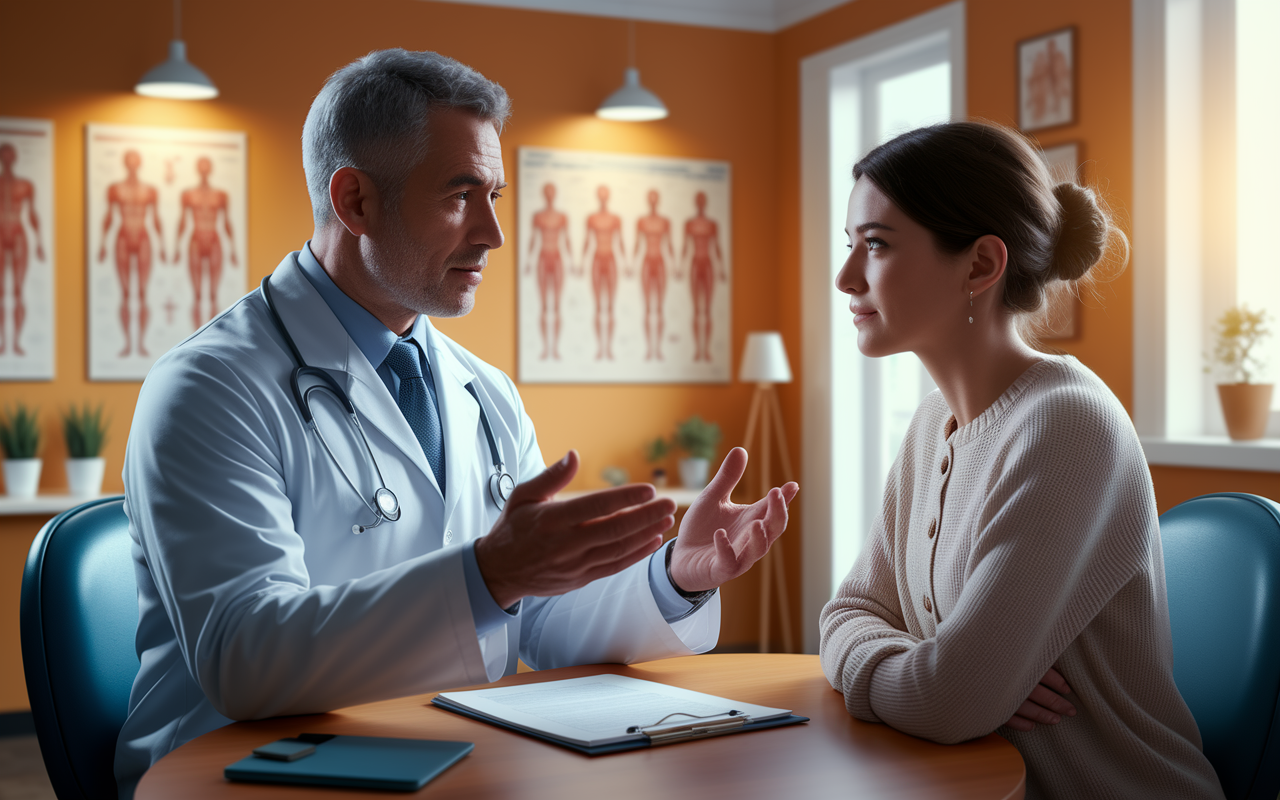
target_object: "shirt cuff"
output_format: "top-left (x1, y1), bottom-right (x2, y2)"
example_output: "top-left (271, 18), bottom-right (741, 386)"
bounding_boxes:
top-left (462, 539), bottom-right (519, 637)
top-left (649, 544), bottom-right (700, 622)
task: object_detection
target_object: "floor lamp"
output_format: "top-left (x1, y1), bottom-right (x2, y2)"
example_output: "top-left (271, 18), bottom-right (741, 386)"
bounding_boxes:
top-left (739, 332), bottom-right (795, 653)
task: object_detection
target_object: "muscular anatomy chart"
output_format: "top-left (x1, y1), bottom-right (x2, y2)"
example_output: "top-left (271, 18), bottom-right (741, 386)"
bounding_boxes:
top-left (581, 185), bottom-right (625, 361)
top-left (87, 124), bottom-right (246, 380)
top-left (633, 190), bottom-right (675, 361)
top-left (680, 191), bottom-right (726, 363)
top-left (526, 183), bottom-right (572, 360)
top-left (177, 157), bottom-right (239, 330)
top-left (98, 149), bottom-right (166, 358)
top-left (518, 148), bottom-right (731, 384)
top-left (0, 118), bottom-right (54, 381)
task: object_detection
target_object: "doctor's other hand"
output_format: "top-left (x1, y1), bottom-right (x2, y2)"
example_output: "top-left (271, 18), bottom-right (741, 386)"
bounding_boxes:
top-left (474, 450), bottom-right (676, 609)
top-left (668, 447), bottom-right (799, 594)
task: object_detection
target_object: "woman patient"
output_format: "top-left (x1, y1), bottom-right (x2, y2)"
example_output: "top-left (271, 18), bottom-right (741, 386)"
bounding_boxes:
top-left (819, 121), bottom-right (1224, 799)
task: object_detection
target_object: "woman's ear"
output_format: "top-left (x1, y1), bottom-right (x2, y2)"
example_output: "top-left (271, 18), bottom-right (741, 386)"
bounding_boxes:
top-left (328, 166), bottom-right (380, 238)
top-left (966, 234), bottom-right (1008, 298)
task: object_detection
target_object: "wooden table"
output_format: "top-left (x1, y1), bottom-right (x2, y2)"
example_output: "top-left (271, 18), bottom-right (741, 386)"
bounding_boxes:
top-left (137, 654), bottom-right (1025, 799)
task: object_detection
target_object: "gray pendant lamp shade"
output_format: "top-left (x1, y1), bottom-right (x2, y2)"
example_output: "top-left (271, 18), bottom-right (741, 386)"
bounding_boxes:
top-left (596, 67), bottom-right (668, 121)
top-left (136, 39), bottom-right (218, 99)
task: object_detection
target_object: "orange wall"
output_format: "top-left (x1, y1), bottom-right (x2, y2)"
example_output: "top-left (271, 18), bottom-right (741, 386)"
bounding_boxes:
top-left (774, 0), bottom-right (1280, 518)
top-left (3, 0), bottom-right (1278, 715)
top-left (0, 0), bottom-right (779, 712)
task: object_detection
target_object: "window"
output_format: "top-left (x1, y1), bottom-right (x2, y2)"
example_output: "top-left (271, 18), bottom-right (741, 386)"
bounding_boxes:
top-left (799, 2), bottom-right (965, 652)
top-left (1133, 0), bottom-right (1280, 470)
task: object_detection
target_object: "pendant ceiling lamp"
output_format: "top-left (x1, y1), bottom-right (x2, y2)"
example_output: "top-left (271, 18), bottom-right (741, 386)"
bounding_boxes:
top-left (135, 0), bottom-right (219, 100)
top-left (596, 21), bottom-right (667, 122)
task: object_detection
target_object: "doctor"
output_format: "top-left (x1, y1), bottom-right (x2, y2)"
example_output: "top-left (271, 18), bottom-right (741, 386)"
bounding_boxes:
top-left (116, 48), bottom-right (798, 796)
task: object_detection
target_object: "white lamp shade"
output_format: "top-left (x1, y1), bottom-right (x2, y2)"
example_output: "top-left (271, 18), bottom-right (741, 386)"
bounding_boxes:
top-left (596, 68), bottom-right (668, 121)
top-left (136, 40), bottom-right (218, 100)
top-left (739, 331), bottom-right (792, 384)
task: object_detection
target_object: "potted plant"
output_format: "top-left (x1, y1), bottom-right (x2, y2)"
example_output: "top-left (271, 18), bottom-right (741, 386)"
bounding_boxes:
top-left (63, 403), bottom-right (108, 496)
top-left (645, 436), bottom-right (670, 487)
top-left (673, 416), bottom-right (721, 490)
top-left (1, 403), bottom-right (43, 498)
top-left (1209, 304), bottom-right (1273, 440)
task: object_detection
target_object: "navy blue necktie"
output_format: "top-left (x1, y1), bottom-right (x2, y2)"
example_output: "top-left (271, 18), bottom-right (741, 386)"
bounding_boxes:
top-left (383, 340), bottom-right (446, 493)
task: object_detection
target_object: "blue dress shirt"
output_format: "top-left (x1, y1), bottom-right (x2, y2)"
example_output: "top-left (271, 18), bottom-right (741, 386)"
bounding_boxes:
top-left (296, 243), bottom-right (699, 635)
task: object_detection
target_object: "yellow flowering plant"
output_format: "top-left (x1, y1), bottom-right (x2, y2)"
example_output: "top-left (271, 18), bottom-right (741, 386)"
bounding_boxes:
top-left (1209, 304), bottom-right (1272, 384)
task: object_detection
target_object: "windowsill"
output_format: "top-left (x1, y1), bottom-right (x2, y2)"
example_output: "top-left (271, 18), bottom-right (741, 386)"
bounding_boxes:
top-left (1141, 436), bottom-right (1280, 473)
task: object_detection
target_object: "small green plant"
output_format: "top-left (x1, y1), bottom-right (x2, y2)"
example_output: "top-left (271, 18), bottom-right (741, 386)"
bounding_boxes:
top-left (0, 404), bottom-right (42, 459)
top-left (1209, 304), bottom-right (1272, 384)
top-left (62, 403), bottom-right (108, 458)
top-left (644, 436), bottom-right (670, 463)
top-left (600, 466), bottom-right (629, 487)
top-left (673, 416), bottom-right (721, 461)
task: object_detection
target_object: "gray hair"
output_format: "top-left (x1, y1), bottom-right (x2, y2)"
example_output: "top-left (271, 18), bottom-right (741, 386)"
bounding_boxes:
top-left (302, 49), bottom-right (511, 226)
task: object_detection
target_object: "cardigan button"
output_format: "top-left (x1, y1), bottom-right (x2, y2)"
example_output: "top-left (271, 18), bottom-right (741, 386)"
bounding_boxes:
top-left (928, 519), bottom-right (937, 539)
top-left (923, 594), bottom-right (933, 613)
top-left (940, 456), bottom-right (950, 474)
top-left (444, 529), bottom-right (454, 544)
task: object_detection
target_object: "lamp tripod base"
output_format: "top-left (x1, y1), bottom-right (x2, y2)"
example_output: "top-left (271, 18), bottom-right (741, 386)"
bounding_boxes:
top-left (742, 383), bottom-right (795, 653)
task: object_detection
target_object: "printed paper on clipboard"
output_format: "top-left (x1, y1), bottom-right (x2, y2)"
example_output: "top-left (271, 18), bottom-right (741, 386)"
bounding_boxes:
top-left (432, 674), bottom-right (807, 755)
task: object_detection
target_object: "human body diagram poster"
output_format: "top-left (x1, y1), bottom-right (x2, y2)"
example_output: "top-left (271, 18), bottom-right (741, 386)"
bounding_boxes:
top-left (86, 124), bottom-right (246, 380)
top-left (518, 148), bottom-right (731, 384)
top-left (0, 117), bottom-right (55, 381)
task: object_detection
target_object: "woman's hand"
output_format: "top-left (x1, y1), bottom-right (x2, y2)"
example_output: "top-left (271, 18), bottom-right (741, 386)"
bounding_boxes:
top-left (1005, 667), bottom-right (1076, 732)
top-left (668, 447), bottom-right (799, 593)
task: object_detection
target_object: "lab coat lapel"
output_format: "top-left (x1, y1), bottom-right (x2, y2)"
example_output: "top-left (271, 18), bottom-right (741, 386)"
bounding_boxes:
top-left (266, 253), bottom-right (349, 372)
top-left (267, 253), bottom-right (439, 494)
top-left (425, 322), bottom-right (479, 524)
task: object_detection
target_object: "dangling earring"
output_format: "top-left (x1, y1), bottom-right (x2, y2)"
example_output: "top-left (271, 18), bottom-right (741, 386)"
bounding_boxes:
top-left (968, 291), bottom-right (974, 324)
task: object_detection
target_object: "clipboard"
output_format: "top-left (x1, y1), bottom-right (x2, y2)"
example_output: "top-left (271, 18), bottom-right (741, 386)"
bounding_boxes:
top-left (432, 674), bottom-right (808, 755)
top-left (433, 695), bottom-right (808, 755)
top-left (225, 733), bottom-right (473, 791)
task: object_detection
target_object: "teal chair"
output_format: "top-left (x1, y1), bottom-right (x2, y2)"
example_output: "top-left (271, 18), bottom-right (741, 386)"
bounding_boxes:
top-left (1161, 492), bottom-right (1280, 800)
top-left (20, 497), bottom-right (138, 800)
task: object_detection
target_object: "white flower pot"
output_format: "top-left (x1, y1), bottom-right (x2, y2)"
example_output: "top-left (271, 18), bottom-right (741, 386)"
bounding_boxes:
top-left (4, 458), bottom-right (43, 498)
top-left (66, 457), bottom-right (106, 496)
top-left (679, 457), bottom-right (711, 490)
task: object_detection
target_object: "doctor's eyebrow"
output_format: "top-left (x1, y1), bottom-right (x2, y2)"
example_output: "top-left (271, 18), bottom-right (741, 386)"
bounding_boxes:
top-left (445, 173), bottom-right (507, 190)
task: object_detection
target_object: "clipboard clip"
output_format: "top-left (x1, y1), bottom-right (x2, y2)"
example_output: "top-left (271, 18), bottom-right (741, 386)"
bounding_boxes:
top-left (626, 710), bottom-right (750, 745)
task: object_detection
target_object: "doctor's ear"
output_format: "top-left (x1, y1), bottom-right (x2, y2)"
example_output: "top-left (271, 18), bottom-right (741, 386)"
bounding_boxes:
top-left (328, 166), bottom-right (381, 238)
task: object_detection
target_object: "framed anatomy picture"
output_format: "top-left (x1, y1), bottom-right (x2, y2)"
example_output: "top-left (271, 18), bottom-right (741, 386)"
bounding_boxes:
top-left (517, 147), bottom-right (732, 384)
top-left (1038, 140), bottom-right (1083, 340)
top-left (86, 124), bottom-right (247, 380)
top-left (1019, 27), bottom-right (1076, 133)
top-left (0, 117), bottom-right (55, 380)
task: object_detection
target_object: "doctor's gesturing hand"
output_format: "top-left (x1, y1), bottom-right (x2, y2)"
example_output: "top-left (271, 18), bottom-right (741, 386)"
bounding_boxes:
top-left (669, 447), bottom-right (799, 594)
top-left (474, 450), bottom-right (678, 610)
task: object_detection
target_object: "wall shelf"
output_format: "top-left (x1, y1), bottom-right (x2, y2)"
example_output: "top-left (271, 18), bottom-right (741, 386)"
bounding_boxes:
top-left (0, 494), bottom-right (109, 518)
top-left (1, 488), bottom-right (700, 519)
top-left (557, 487), bottom-right (701, 508)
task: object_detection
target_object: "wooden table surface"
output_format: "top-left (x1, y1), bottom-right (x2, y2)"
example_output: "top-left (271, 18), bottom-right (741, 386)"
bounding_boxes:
top-left (137, 653), bottom-right (1025, 800)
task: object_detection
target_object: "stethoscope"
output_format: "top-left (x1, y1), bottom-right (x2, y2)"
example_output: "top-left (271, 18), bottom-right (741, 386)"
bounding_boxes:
top-left (259, 275), bottom-right (515, 534)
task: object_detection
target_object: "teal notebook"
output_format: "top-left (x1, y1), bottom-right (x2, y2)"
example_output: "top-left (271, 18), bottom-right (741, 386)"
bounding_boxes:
top-left (225, 734), bottom-right (473, 791)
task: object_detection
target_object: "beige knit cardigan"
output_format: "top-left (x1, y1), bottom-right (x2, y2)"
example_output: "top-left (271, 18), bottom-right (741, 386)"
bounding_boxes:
top-left (819, 357), bottom-right (1224, 800)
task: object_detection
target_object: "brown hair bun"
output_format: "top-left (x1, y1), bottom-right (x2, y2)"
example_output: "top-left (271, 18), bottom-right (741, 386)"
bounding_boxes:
top-left (1050, 182), bottom-right (1108, 282)
top-left (853, 122), bottom-right (1127, 320)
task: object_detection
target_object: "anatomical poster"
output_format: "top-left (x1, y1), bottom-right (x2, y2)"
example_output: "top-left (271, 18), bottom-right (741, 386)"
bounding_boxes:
top-left (518, 147), bottom-right (732, 384)
top-left (0, 117), bottom-right (55, 381)
top-left (86, 124), bottom-right (247, 380)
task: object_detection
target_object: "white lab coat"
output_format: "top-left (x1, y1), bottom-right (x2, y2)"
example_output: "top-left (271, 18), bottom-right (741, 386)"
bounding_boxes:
top-left (115, 252), bottom-right (718, 792)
